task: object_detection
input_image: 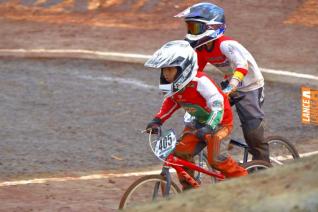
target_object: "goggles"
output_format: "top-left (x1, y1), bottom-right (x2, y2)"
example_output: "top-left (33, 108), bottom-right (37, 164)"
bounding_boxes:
top-left (186, 21), bottom-right (207, 35)
top-left (186, 21), bottom-right (222, 35)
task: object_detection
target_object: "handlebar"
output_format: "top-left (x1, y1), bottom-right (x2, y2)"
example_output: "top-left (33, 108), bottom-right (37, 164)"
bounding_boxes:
top-left (145, 126), bottom-right (197, 140)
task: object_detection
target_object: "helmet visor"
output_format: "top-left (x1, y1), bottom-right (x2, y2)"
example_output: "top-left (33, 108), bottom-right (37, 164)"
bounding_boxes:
top-left (186, 21), bottom-right (207, 35)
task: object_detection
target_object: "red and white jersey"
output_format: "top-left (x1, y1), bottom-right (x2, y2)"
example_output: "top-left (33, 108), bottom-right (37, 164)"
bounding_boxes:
top-left (197, 35), bottom-right (264, 92)
top-left (155, 72), bottom-right (233, 127)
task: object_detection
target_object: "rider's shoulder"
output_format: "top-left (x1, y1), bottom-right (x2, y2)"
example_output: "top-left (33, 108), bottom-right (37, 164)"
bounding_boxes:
top-left (195, 71), bottom-right (208, 78)
top-left (219, 37), bottom-right (247, 53)
top-left (218, 36), bottom-right (239, 46)
top-left (194, 72), bottom-right (217, 85)
top-left (218, 35), bottom-right (235, 42)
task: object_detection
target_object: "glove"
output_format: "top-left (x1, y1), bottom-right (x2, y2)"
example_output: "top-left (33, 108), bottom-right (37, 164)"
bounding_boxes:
top-left (197, 125), bottom-right (214, 141)
top-left (222, 84), bottom-right (236, 96)
top-left (145, 118), bottom-right (162, 134)
top-left (220, 79), bottom-right (229, 90)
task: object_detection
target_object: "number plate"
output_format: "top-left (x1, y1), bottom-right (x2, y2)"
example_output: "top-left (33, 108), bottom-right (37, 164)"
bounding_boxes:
top-left (154, 129), bottom-right (177, 160)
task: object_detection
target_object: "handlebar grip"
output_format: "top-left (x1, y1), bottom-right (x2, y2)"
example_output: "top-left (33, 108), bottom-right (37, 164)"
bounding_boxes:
top-left (146, 126), bottom-right (162, 136)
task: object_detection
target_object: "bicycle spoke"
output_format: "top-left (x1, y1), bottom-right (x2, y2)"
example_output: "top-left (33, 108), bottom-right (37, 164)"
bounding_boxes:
top-left (269, 156), bottom-right (284, 165)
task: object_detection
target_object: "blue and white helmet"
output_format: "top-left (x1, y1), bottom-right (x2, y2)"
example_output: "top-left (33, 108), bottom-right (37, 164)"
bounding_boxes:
top-left (144, 40), bottom-right (198, 97)
top-left (175, 2), bottom-right (226, 48)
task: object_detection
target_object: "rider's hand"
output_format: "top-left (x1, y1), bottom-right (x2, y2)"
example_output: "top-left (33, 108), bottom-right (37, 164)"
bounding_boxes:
top-left (197, 125), bottom-right (214, 141)
top-left (220, 79), bottom-right (229, 90)
top-left (228, 92), bottom-right (245, 106)
top-left (145, 118), bottom-right (162, 134)
top-left (222, 84), bottom-right (237, 96)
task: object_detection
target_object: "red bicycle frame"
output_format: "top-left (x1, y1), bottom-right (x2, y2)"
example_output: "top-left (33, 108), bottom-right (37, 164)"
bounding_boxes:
top-left (163, 154), bottom-right (225, 188)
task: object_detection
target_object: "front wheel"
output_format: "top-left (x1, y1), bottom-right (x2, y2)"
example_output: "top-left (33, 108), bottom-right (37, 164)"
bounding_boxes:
top-left (267, 136), bottom-right (300, 166)
top-left (118, 175), bottom-right (181, 210)
top-left (242, 160), bottom-right (272, 174)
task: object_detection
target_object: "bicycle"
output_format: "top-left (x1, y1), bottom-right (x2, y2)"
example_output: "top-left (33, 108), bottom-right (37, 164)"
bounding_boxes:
top-left (221, 83), bottom-right (300, 166)
top-left (193, 136), bottom-right (300, 184)
top-left (184, 93), bottom-right (300, 184)
top-left (195, 135), bottom-right (300, 175)
top-left (228, 136), bottom-right (300, 165)
top-left (118, 127), bottom-right (271, 209)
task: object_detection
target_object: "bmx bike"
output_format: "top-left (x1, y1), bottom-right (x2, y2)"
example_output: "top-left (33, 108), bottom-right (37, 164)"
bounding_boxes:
top-left (194, 135), bottom-right (299, 184)
top-left (226, 90), bottom-right (300, 166)
top-left (193, 94), bottom-right (300, 183)
top-left (118, 127), bottom-right (271, 209)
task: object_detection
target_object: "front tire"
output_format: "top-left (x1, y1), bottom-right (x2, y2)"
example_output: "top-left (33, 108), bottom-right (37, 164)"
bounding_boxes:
top-left (118, 175), bottom-right (181, 210)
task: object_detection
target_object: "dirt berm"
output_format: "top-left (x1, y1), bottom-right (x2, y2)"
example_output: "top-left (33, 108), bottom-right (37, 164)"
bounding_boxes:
top-left (127, 155), bottom-right (318, 212)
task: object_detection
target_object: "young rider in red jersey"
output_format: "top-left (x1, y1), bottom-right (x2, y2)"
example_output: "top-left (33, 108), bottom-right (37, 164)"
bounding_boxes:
top-left (175, 2), bottom-right (269, 162)
top-left (145, 40), bottom-right (247, 190)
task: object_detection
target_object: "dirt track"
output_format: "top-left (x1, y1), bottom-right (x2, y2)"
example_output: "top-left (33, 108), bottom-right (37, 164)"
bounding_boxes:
top-left (0, 0), bottom-right (317, 211)
top-left (0, 57), bottom-right (317, 180)
top-left (0, 58), bottom-right (317, 211)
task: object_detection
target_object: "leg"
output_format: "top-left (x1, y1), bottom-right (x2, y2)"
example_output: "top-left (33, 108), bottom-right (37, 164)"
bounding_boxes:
top-left (174, 127), bottom-right (200, 190)
top-left (242, 119), bottom-right (270, 162)
top-left (206, 125), bottom-right (248, 178)
top-left (235, 87), bottom-right (270, 162)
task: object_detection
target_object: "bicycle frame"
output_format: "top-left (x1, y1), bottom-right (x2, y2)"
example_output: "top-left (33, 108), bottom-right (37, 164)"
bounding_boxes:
top-left (148, 127), bottom-right (224, 195)
top-left (159, 154), bottom-right (225, 194)
top-left (229, 139), bottom-right (249, 163)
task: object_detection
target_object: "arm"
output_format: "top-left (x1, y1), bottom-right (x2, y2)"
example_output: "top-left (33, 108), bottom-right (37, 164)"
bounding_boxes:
top-left (220, 41), bottom-right (249, 93)
top-left (154, 97), bottom-right (181, 124)
top-left (197, 76), bottom-right (224, 130)
top-left (146, 97), bottom-right (180, 133)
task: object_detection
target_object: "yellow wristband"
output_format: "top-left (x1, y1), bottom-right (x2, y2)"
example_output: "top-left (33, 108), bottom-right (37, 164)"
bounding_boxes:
top-left (233, 71), bottom-right (245, 81)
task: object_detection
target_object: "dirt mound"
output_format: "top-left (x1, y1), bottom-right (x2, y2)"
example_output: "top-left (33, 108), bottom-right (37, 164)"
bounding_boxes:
top-left (128, 155), bottom-right (318, 212)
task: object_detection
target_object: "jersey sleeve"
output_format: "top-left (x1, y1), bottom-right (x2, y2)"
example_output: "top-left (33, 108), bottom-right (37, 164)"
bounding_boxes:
top-left (220, 41), bottom-right (249, 82)
top-left (196, 50), bottom-right (208, 72)
top-left (196, 76), bottom-right (224, 129)
top-left (155, 97), bottom-right (180, 123)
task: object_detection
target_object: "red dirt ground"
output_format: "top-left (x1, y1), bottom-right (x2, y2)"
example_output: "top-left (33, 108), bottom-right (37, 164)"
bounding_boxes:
top-left (0, 0), bottom-right (317, 211)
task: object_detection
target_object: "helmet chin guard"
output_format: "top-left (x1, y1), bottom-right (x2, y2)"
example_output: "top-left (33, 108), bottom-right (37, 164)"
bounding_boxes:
top-left (144, 40), bottom-right (198, 97)
top-left (158, 84), bottom-right (173, 96)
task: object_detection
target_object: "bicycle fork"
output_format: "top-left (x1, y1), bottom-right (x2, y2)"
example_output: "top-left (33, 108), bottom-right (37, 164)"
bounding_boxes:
top-left (195, 151), bottom-right (205, 182)
top-left (154, 166), bottom-right (172, 198)
top-left (173, 165), bottom-right (201, 189)
top-left (158, 165), bottom-right (200, 197)
top-left (158, 164), bottom-right (202, 198)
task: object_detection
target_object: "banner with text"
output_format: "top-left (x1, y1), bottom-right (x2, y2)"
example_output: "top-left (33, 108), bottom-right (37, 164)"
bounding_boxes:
top-left (302, 87), bottom-right (318, 125)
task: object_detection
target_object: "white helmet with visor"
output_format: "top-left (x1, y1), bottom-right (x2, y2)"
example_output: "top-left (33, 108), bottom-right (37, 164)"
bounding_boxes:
top-left (144, 40), bottom-right (198, 97)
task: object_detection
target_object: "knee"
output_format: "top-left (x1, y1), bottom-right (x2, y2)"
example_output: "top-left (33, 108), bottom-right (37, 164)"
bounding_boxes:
top-left (242, 120), bottom-right (266, 145)
top-left (242, 118), bottom-right (263, 132)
